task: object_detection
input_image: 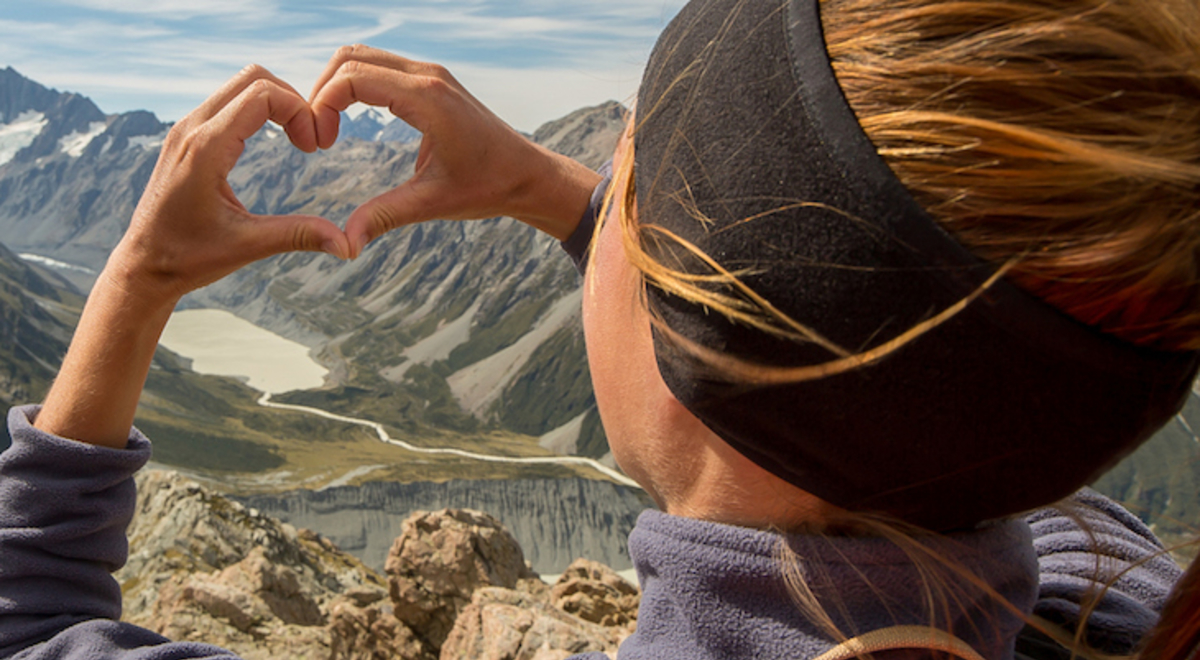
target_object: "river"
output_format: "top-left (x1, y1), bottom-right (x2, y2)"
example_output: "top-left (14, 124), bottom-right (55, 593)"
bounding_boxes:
top-left (158, 308), bottom-right (327, 394)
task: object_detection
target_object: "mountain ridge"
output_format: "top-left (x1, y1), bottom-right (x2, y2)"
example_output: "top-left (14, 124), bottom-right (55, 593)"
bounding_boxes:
top-left (1, 68), bottom-right (1196, 556)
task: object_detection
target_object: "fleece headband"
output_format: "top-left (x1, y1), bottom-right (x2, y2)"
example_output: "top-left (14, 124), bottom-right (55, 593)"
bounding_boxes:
top-left (633, 0), bottom-right (1200, 530)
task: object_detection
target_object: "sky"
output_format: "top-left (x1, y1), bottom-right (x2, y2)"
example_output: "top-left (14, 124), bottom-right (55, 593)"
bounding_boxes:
top-left (0, 0), bottom-right (688, 132)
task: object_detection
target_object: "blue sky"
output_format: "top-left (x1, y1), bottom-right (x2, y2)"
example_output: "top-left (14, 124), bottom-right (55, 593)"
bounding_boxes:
top-left (0, 0), bottom-right (687, 132)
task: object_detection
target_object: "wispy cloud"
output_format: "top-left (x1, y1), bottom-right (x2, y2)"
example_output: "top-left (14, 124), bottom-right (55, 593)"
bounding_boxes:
top-left (1, 0), bottom-right (685, 131)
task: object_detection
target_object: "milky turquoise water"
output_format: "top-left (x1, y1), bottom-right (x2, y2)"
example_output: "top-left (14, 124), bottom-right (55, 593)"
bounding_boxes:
top-left (158, 309), bottom-right (327, 394)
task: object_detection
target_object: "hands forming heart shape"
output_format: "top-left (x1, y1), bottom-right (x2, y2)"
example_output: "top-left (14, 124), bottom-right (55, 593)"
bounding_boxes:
top-left (116, 44), bottom-right (603, 308)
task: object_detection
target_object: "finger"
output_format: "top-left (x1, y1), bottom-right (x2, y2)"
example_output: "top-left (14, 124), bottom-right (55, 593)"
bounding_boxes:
top-left (204, 79), bottom-right (318, 174)
top-left (311, 60), bottom-right (449, 149)
top-left (311, 46), bottom-right (455, 149)
top-left (344, 183), bottom-right (439, 257)
top-left (309, 44), bottom-right (447, 102)
top-left (185, 64), bottom-right (306, 129)
top-left (241, 213), bottom-right (352, 261)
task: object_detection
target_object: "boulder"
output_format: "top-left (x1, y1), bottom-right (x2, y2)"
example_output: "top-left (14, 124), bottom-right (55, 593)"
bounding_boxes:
top-left (385, 508), bottom-right (543, 651)
top-left (551, 559), bottom-right (639, 629)
top-left (118, 473), bottom-right (640, 660)
top-left (441, 587), bottom-right (624, 660)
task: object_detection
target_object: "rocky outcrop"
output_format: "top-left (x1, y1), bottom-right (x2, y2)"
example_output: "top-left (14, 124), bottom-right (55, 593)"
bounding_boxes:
top-left (121, 470), bottom-right (639, 659)
top-left (443, 587), bottom-right (626, 660)
top-left (235, 477), bottom-right (653, 575)
top-left (118, 470), bottom-right (389, 658)
top-left (551, 559), bottom-right (640, 629)
top-left (386, 509), bottom-right (546, 651)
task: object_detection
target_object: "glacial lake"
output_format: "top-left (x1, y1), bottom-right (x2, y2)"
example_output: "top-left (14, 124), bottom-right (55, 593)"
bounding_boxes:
top-left (158, 309), bottom-right (327, 394)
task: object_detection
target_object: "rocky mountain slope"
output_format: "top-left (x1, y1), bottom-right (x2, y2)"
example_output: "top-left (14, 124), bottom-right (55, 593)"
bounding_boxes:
top-left (339, 108), bottom-right (422, 144)
top-left (119, 469), bottom-right (638, 659)
top-left (0, 240), bottom-right (82, 435)
top-left (1, 67), bottom-right (1197, 556)
top-left (0, 66), bottom-right (621, 460)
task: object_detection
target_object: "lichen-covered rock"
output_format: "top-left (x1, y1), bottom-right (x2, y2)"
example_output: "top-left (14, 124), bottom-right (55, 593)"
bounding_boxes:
top-left (551, 559), bottom-right (639, 629)
top-left (117, 473), bottom-right (641, 660)
top-left (117, 470), bottom-right (393, 659)
top-left (328, 586), bottom-right (432, 660)
top-left (440, 587), bottom-right (625, 660)
top-left (385, 508), bottom-right (542, 652)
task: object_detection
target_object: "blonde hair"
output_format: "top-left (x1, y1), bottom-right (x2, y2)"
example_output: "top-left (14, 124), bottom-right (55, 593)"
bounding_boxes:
top-left (822, 0), bottom-right (1200, 351)
top-left (609, 0), bottom-right (1200, 656)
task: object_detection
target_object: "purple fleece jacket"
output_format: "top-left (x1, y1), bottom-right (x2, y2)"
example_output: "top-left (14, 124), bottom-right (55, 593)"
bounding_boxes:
top-left (0, 405), bottom-right (1184, 659)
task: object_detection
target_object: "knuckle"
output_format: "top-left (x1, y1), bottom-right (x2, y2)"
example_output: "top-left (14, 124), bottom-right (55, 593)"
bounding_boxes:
top-left (417, 74), bottom-right (447, 95)
top-left (336, 44), bottom-right (368, 64)
top-left (240, 63), bottom-right (269, 79)
top-left (340, 59), bottom-right (367, 79)
top-left (247, 77), bottom-right (274, 98)
top-left (371, 206), bottom-right (401, 237)
top-left (290, 223), bottom-right (312, 252)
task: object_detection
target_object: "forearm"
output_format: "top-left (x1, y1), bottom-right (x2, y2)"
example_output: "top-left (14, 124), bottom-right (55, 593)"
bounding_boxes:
top-left (34, 259), bottom-right (177, 449)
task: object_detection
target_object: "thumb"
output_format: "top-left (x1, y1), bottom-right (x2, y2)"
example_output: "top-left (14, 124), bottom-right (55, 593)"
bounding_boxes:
top-left (344, 183), bottom-right (434, 257)
top-left (249, 214), bottom-right (352, 261)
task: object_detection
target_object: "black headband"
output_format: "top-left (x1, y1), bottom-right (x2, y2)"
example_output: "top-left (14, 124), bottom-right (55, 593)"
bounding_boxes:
top-left (633, 0), bottom-right (1199, 530)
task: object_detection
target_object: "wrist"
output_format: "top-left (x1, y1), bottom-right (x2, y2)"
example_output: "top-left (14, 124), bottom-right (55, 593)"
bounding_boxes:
top-left (98, 239), bottom-right (189, 314)
top-left (510, 145), bottom-right (604, 241)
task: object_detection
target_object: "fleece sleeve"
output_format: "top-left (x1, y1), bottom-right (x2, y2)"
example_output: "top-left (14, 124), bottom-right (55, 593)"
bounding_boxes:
top-left (0, 405), bottom-right (239, 660)
top-left (560, 160), bottom-right (613, 275)
top-left (1025, 487), bottom-right (1183, 654)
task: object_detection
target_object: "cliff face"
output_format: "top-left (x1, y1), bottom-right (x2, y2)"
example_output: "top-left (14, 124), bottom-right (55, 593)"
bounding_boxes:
top-left (120, 469), bottom-right (638, 660)
top-left (236, 477), bottom-right (654, 575)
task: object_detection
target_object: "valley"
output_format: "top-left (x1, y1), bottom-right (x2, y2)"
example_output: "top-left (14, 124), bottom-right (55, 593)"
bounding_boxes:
top-left (0, 65), bottom-right (1197, 574)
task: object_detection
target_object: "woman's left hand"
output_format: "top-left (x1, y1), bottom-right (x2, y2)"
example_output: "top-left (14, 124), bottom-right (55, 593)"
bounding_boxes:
top-left (34, 65), bottom-right (349, 448)
top-left (109, 64), bottom-right (350, 308)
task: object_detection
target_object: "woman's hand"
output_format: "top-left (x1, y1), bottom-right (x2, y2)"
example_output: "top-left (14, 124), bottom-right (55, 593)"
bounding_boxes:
top-left (34, 65), bottom-right (349, 448)
top-left (111, 65), bottom-right (350, 309)
top-left (309, 45), bottom-right (602, 255)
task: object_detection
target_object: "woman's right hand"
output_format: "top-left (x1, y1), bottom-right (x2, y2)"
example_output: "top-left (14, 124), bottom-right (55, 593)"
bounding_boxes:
top-left (309, 45), bottom-right (602, 256)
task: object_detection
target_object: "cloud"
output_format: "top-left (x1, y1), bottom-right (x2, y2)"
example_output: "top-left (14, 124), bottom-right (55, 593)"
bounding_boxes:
top-left (0, 0), bottom-right (685, 131)
top-left (50, 0), bottom-right (281, 21)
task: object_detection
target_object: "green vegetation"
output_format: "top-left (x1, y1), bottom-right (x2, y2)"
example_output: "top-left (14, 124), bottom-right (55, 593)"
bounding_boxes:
top-left (493, 324), bottom-right (595, 436)
top-left (134, 417), bottom-right (285, 472)
top-left (576, 408), bottom-right (610, 460)
top-left (445, 292), bottom-right (554, 372)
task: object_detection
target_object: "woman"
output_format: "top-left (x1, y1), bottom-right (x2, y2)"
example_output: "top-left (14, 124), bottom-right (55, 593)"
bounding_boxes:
top-left (1, 0), bottom-right (1196, 657)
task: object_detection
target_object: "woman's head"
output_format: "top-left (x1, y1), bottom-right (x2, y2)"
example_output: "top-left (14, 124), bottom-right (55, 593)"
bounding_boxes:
top-left (602, 0), bottom-right (1200, 531)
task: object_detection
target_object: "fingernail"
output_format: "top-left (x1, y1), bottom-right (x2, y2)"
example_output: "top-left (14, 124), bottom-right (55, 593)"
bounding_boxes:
top-left (322, 239), bottom-right (347, 260)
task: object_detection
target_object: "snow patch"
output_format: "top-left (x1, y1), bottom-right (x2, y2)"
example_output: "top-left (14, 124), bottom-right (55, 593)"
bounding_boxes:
top-left (0, 111), bottom-right (48, 166)
top-left (538, 411), bottom-right (587, 455)
top-left (319, 465), bottom-right (387, 491)
top-left (18, 253), bottom-right (97, 275)
top-left (58, 121), bottom-right (107, 157)
top-left (128, 132), bottom-right (166, 151)
top-left (381, 301), bottom-right (481, 381)
top-left (448, 290), bottom-right (582, 416)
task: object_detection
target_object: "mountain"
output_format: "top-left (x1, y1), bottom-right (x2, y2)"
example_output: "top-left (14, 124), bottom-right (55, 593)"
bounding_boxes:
top-left (0, 67), bottom-right (623, 461)
top-left (339, 108), bottom-right (422, 144)
top-left (2, 68), bottom-right (1198, 555)
top-left (0, 68), bottom-right (168, 283)
top-left (0, 240), bottom-right (83, 451)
